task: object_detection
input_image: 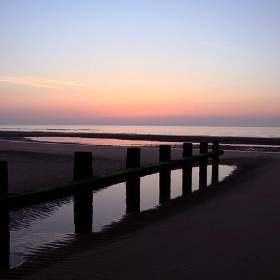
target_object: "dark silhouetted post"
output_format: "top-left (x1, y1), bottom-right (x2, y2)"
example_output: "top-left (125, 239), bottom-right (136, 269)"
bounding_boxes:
top-left (73, 152), bottom-right (92, 180)
top-left (199, 142), bottom-right (208, 189)
top-left (212, 140), bottom-right (219, 183)
top-left (73, 152), bottom-right (93, 234)
top-left (159, 145), bottom-right (171, 162)
top-left (182, 143), bottom-right (193, 195)
top-left (0, 161), bottom-right (8, 196)
top-left (159, 145), bottom-right (171, 203)
top-left (0, 161), bottom-right (10, 271)
top-left (126, 147), bottom-right (141, 169)
top-left (126, 148), bottom-right (141, 213)
top-left (0, 208), bottom-right (10, 271)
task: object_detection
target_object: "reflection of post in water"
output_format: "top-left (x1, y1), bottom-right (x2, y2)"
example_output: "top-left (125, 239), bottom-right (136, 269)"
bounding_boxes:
top-left (159, 169), bottom-right (171, 203)
top-left (74, 190), bottom-right (93, 234)
top-left (126, 175), bottom-right (140, 213)
top-left (126, 148), bottom-right (141, 213)
top-left (73, 152), bottom-right (93, 234)
top-left (0, 161), bottom-right (10, 271)
top-left (182, 143), bottom-right (193, 195)
top-left (159, 145), bottom-right (171, 204)
top-left (0, 209), bottom-right (10, 271)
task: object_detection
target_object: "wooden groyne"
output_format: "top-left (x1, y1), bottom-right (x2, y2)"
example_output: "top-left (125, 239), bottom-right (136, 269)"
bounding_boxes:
top-left (0, 141), bottom-right (223, 271)
top-left (0, 141), bottom-right (223, 211)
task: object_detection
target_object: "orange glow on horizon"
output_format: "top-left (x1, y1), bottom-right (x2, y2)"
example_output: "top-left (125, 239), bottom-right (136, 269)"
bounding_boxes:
top-left (1, 75), bottom-right (280, 122)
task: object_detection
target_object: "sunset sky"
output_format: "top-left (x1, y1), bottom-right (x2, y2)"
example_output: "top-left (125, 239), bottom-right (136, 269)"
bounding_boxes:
top-left (1, 0), bottom-right (280, 126)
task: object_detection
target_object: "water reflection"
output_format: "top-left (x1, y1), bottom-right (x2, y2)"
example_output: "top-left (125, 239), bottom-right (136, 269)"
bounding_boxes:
top-left (28, 136), bottom-right (176, 147)
top-left (10, 200), bottom-right (74, 268)
top-left (159, 169), bottom-right (171, 204)
top-left (4, 165), bottom-right (235, 270)
top-left (140, 174), bottom-right (159, 211)
top-left (74, 190), bottom-right (93, 234)
top-left (126, 175), bottom-right (140, 213)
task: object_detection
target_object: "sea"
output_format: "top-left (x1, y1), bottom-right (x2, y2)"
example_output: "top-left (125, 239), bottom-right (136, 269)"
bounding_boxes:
top-left (1, 124), bottom-right (280, 137)
top-left (1, 124), bottom-right (280, 151)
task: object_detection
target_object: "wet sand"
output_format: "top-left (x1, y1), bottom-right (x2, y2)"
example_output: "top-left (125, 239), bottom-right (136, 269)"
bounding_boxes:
top-left (1, 135), bottom-right (280, 279)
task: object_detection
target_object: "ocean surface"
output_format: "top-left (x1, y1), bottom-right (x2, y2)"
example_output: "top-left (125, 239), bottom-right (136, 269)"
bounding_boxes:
top-left (1, 124), bottom-right (280, 138)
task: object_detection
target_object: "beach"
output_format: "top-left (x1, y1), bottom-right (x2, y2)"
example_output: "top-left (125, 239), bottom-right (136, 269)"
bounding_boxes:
top-left (1, 134), bottom-right (280, 279)
top-left (3, 0), bottom-right (280, 277)
top-left (0, 133), bottom-right (277, 193)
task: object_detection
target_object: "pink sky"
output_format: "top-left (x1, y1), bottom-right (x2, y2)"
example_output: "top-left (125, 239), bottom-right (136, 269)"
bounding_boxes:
top-left (1, 1), bottom-right (280, 126)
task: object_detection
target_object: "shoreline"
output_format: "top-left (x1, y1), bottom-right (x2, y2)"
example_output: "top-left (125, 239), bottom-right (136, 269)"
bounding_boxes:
top-left (0, 136), bottom-right (278, 194)
top-left (1, 130), bottom-right (280, 145)
top-left (1, 131), bottom-right (280, 154)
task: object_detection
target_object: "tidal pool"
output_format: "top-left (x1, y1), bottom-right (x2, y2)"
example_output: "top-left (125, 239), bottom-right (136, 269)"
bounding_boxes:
top-left (5, 165), bottom-right (235, 269)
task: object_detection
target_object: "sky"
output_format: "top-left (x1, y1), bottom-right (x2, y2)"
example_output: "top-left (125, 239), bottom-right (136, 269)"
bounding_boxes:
top-left (1, 0), bottom-right (280, 126)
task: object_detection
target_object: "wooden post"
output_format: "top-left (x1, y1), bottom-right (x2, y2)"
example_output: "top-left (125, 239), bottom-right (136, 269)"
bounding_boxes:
top-left (159, 145), bottom-right (171, 203)
top-left (212, 140), bottom-right (219, 183)
top-left (126, 147), bottom-right (141, 169)
top-left (0, 208), bottom-right (10, 271)
top-left (73, 152), bottom-right (92, 180)
top-left (182, 143), bottom-right (193, 195)
top-left (0, 161), bottom-right (8, 196)
top-left (126, 148), bottom-right (141, 213)
top-left (73, 152), bottom-right (93, 234)
top-left (159, 145), bottom-right (171, 162)
top-left (0, 161), bottom-right (10, 270)
top-left (199, 142), bottom-right (208, 189)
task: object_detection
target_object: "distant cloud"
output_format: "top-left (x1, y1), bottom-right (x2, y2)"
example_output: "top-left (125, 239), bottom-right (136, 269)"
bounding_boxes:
top-left (0, 76), bottom-right (90, 89)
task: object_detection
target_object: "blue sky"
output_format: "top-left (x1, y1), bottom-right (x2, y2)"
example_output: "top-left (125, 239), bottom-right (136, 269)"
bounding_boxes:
top-left (1, 0), bottom-right (280, 126)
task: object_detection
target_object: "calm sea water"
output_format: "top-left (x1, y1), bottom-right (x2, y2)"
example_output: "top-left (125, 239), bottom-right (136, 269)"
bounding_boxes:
top-left (1, 124), bottom-right (280, 138)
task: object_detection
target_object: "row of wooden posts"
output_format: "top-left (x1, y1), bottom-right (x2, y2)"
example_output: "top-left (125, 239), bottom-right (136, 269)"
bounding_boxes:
top-left (73, 141), bottom-right (220, 190)
top-left (0, 141), bottom-right (222, 271)
top-left (71, 141), bottom-right (221, 221)
top-left (0, 141), bottom-right (221, 199)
